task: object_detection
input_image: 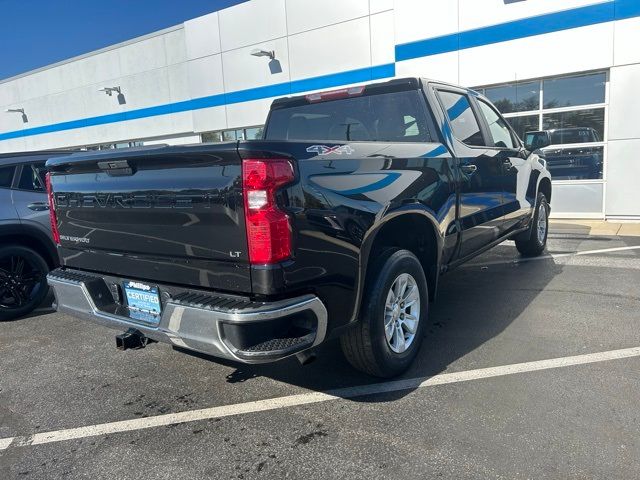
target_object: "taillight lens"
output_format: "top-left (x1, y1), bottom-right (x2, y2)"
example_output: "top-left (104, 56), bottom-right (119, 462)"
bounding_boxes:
top-left (242, 159), bottom-right (294, 264)
top-left (45, 173), bottom-right (60, 245)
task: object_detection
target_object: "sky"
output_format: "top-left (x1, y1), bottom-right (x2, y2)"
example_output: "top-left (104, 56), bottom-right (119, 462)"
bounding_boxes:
top-left (0, 0), bottom-right (246, 80)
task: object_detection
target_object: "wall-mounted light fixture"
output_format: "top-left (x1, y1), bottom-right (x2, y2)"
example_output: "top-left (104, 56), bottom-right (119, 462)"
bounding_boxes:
top-left (250, 49), bottom-right (276, 60)
top-left (250, 49), bottom-right (282, 74)
top-left (5, 108), bottom-right (28, 123)
top-left (99, 86), bottom-right (126, 105)
top-left (99, 86), bottom-right (121, 96)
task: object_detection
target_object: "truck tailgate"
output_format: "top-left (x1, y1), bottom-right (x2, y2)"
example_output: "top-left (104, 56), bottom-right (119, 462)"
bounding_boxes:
top-left (47, 145), bottom-right (251, 292)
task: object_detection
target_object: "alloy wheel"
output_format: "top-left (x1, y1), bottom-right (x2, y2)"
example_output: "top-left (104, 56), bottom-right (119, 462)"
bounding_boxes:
top-left (0, 254), bottom-right (44, 311)
top-left (384, 273), bottom-right (420, 354)
top-left (537, 202), bottom-right (548, 244)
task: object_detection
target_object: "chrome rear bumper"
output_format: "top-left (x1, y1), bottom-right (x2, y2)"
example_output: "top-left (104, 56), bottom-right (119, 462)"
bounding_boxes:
top-left (47, 268), bottom-right (327, 364)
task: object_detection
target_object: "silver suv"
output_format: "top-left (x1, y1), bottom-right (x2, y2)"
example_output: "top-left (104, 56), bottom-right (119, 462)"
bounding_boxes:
top-left (0, 151), bottom-right (69, 320)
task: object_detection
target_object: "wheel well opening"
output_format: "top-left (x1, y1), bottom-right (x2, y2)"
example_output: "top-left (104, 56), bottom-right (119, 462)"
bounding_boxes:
top-left (0, 234), bottom-right (56, 269)
top-left (367, 214), bottom-right (438, 301)
top-left (539, 177), bottom-right (552, 204)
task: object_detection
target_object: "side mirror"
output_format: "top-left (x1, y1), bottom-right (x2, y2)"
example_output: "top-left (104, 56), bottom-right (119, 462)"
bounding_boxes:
top-left (524, 131), bottom-right (551, 151)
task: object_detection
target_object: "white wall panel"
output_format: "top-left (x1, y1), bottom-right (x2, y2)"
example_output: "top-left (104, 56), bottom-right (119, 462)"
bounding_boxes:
top-left (81, 122), bottom-right (129, 147)
top-left (118, 35), bottom-right (167, 77)
top-left (17, 68), bottom-right (64, 102)
top-left (192, 106), bottom-right (227, 133)
top-left (395, 52), bottom-right (459, 84)
top-left (0, 137), bottom-right (27, 154)
top-left (459, 0), bottom-right (607, 31)
top-left (169, 111), bottom-right (195, 135)
top-left (75, 49), bottom-right (123, 88)
top-left (288, 17), bottom-right (371, 80)
top-left (285, 0), bottom-right (369, 35)
top-left (118, 69), bottom-right (172, 111)
top-left (219, 0), bottom-right (287, 52)
top-left (186, 55), bottom-right (225, 99)
top-left (221, 37), bottom-right (290, 92)
top-left (608, 64), bottom-right (640, 141)
top-left (184, 13), bottom-right (221, 60)
top-left (370, 0), bottom-right (393, 14)
top-left (226, 97), bottom-right (273, 129)
top-left (45, 89), bottom-right (88, 124)
top-left (605, 139), bottom-right (640, 216)
top-left (164, 28), bottom-right (188, 65)
top-left (459, 23), bottom-right (613, 86)
top-left (0, 81), bottom-right (21, 107)
top-left (116, 114), bottom-right (175, 141)
top-left (166, 63), bottom-right (190, 102)
top-left (58, 59), bottom-right (90, 93)
top-left (613, 17), bottom-right (640, 66)
top-left (395, 0), bottom-right (458, 45)
top-left (550, 183), bottom-right (603, 217)
top-left (370, 10), bottom-right (395, 66)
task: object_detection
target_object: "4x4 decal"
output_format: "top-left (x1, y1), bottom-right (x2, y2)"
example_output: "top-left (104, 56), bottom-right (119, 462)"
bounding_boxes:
top-left (306, 145), bottom-right (354, 155)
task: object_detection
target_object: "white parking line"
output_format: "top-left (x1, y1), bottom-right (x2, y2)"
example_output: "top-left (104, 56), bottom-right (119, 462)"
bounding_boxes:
top-left (2, 346), bottom-right (639, 451)
top-left (467, 245), bottom-right (640, 267)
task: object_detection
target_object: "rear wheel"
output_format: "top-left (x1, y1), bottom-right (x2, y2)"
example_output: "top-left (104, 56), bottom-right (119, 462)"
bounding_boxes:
top-left (340, 249), bottom-right (428, 378)
top-left (0, 245), bottom-right (50, 321)
top-left (515, 192), bottom-right (549, 257)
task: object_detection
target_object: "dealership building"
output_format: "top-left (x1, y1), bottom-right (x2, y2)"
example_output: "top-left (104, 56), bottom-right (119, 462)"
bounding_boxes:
top-left (1, 0), bottom-right (639, 219)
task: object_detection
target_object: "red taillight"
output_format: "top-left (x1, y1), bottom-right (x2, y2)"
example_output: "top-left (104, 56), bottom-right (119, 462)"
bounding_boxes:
top-left (242, 159), bottom-right (294, 264)
top-left (305, 85), bottom-right (365, 103)
top-left (45, 173), bottom-right (60, 245)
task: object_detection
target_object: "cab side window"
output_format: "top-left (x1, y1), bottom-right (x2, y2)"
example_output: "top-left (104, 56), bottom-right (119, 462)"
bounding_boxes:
top-left (477, 100), bottom-right (516, 149)
top-left (17, 163), bottom-right (46, 191)
top-left (437, 90), bottom-right (485, 147)
top-left (0, 166), bottom-right (15, 189)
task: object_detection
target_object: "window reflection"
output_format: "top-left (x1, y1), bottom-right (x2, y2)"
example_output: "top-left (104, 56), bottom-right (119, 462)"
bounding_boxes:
top-left (202, 126), bottom-right (264, 143)
top-left (437, 91), bottom-right (484, 146)
top-left (475, 71), bottom-right (607, 183)
top-left (543, 72), bottom-right (606, 109)
top-left (542, 108), bottom-right (605, 143)
top-left (484, 81), bottom-right (540, 113)
top-left (505, 114), bottom-right (538, 141)
top-left (539, 145), bottom-right (603, 180)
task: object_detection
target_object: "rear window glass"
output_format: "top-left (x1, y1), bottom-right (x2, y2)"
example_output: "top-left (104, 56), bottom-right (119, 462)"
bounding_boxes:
top-left (17, 163), bottom-right (46, 191)
top-left (266, 90), bottom-right (432, 143)
top-left (0, 166), bottom-right (15, 188)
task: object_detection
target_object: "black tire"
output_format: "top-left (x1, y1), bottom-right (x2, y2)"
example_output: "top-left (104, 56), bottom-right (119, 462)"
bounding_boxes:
top-left (0, 245), bottom-right (50, 321)
top-left (340, 249), bottom-right (428, 378)
top-left (515, 192), bottom-right (549, 257)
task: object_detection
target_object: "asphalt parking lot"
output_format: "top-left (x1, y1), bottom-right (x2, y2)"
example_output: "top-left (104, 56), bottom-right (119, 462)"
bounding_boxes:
top-left (2, 226), bottom-right (640, 479)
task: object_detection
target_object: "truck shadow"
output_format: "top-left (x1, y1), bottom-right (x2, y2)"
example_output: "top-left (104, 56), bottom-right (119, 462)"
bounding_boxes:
top-left (218, 243), bottom-right (563, 401)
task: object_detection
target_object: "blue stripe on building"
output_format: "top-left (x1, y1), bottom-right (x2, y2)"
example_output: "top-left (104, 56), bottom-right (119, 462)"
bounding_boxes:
top-left (0, 64), bottom-right (396, 141)
top-left (396, 1), bottom-right (620, 62)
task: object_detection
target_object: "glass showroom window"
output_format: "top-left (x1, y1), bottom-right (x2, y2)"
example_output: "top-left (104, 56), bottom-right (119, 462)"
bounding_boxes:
top-left (201, 126), bottom-right (264, 143)
top-left (475, 71), bottom-right (607, 181)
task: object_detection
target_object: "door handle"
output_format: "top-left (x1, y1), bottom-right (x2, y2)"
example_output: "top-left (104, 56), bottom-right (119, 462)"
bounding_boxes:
top-left (27, 202), bottom-right (49, 211)
top-left (460, 164), bottom-right (478, 175)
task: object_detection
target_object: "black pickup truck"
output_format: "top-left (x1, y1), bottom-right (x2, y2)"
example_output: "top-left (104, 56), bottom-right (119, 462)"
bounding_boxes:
top-left (46, 78), bottom-right (551, 377)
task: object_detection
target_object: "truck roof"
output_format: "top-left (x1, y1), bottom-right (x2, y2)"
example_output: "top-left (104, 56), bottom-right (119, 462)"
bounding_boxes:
top-left (271, 77), bottom-right (423, 110)
top-left (270, 76), bottom-right (482, 110)
top-left (0, 149), bottom-right (75, 167)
